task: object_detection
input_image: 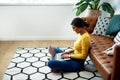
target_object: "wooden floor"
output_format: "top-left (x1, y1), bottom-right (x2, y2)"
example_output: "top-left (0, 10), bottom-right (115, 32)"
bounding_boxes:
top-left (0, 40), bottom-right (74, 80)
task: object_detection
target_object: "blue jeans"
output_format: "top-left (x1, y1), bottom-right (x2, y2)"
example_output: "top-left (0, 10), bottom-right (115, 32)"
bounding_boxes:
top-left (48, 47), bottom-right (85, 72)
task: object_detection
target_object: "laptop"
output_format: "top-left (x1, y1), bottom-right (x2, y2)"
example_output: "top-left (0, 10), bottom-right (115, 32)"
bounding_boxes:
top-left (54, 53), bottom-right (70, 60)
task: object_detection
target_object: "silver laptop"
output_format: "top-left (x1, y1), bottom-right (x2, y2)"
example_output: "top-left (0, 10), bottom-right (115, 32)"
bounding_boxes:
top-left (54, 53), bottom-right (70, 60)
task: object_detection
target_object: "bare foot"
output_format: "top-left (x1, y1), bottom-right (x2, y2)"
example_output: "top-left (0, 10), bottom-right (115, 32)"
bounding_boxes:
top-left (51, 69), bottom-right (60, 73)
top-left (47, 58), bottom-right (50, 60)
top-left (48, 46), bottom-right (55, 56)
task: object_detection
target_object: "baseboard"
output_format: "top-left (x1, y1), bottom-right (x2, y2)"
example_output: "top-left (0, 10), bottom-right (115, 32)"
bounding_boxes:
top-left (0, 36), bottom-right (76, 40)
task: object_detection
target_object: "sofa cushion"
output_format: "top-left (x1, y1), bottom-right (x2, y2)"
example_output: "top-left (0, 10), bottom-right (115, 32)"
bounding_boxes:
top-left (106, 15), bottom-right (120, 36)
top-left (103, 43), bottom-right (120, 55)
top-left (103, 45), bottom-right (114, 55)
top-left (92, 16), bottom-right (111, 37)
top-left (114, 31), bottom-right (120, 43)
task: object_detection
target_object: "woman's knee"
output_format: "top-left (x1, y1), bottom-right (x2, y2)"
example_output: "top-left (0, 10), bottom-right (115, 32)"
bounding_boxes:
top-left (48, 60), bottom-right (53, 68)
top-left (48, 60), bottom-right (57, 68)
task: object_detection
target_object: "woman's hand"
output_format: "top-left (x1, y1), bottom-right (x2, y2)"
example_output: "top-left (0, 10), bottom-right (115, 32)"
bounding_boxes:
top-left (62, 51), bottom-right (69, 55)
top-left (61, 54), bottom-right (70, 59)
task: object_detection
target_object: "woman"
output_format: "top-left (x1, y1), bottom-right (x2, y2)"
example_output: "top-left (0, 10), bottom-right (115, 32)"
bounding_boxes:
top-left (48, 17), bottom-right (91, 72)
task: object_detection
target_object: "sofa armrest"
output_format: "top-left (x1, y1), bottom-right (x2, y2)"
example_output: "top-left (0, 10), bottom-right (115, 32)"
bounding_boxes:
top-left (111, 44), bottom-right (120, 80)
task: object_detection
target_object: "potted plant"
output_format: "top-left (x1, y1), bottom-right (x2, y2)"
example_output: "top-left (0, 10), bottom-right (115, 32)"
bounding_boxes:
top-left (75, 0), bottom-right (115, 17)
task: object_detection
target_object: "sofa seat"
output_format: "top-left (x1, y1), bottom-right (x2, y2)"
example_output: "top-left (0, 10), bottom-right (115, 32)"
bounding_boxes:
top-left (90, 35), bottom-right (114, 80)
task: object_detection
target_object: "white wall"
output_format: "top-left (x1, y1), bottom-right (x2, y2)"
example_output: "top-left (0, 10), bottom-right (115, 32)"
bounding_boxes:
top-left (0, 0), bottom-right (120, 40)
top-left (109, 0), bottom-right (120, 14)
top-left (0, 5), bottom-right (77, 40)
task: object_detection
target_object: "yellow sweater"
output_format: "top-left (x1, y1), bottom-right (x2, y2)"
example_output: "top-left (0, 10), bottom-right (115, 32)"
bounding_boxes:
top-left (70, 32), bottom-right (91, 60)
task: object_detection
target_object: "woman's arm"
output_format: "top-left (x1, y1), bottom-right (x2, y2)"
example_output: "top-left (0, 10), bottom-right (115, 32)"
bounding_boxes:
top-left (62, 49), bottom-right (74, 54)
top-left (61, 49), bottom-right (74, 59)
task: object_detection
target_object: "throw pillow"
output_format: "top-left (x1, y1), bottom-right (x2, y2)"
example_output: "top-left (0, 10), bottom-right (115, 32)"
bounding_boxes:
top-left (92, 16), bottom-right (111, 37)
top-left (106, 15), bottom-right (120, 36)
top-left (114, 31), bottom-right (120, 43)
top-left (103, 43), bottom-right (120, 55)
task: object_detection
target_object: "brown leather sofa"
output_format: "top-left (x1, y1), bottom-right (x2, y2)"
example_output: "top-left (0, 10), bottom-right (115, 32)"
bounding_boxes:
top-left (82, 17), bottom-right (120, 80)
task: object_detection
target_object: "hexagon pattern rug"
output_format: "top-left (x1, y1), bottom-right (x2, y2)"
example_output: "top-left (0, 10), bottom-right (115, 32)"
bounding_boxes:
top-left (3, 48), bottom-right (103, 80)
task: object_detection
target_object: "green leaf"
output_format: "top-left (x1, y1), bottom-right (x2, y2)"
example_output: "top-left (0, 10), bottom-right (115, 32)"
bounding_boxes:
top-left (76, 8), bottom-right (81, 16)
top-left (101, 2), bottom-right (115, 17)
top-left (76, 3), bottom-right (89, 16)
top-left (85, 0), bottom-right (91, 2)
top-left (76, 1), bottom-right (83, 5)
top-left (76, 0), bottom-right (90, 5)
top-left (94, 0), bottom-right (100, 9)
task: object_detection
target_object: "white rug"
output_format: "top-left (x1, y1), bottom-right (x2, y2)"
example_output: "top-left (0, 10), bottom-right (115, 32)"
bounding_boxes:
top-left (3, 48), bottom-right (103, 80)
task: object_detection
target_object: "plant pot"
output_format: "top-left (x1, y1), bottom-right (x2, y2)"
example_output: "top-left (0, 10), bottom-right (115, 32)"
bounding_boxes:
top-left (85, 9), bottom-right (102, 17)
